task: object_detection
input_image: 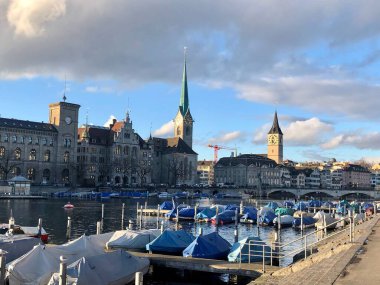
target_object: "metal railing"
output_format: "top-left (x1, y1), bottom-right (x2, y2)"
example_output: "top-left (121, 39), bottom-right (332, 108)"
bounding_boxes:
top-left (237, 211), bottom-right (375, 273)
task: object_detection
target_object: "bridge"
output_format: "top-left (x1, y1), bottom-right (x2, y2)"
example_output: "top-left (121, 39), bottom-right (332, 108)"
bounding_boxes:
top-left (265, 188), bottom-right (380, 199)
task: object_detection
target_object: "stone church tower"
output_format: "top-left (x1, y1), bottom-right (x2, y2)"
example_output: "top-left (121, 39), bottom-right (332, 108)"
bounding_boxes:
top-left (267, 111), bottom-right (283, 164)
top-left (173, 51), bottom-right (194, 148)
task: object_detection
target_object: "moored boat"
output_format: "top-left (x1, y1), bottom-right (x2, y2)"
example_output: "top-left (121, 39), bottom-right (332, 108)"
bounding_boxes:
top-left (63, 202), bottom-right (74, 209)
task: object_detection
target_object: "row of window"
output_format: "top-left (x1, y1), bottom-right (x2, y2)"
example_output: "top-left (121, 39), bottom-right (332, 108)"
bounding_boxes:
top-left (0, 167), bottom-right (69, 181)
top-left (0, 134), bottom-right (54, 146)
top-left (0, 146), bottom-right (70, 163)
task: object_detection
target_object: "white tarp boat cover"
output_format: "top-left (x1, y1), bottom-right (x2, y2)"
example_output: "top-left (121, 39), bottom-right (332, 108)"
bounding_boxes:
top-left (0, 235), bottom-right (40, 263)
top-left (106, 229), bottom-right (161, 250)
top-left (7, 232), bottom-right (113, 285)
top-left (47, 249), bottom-right (149, 285)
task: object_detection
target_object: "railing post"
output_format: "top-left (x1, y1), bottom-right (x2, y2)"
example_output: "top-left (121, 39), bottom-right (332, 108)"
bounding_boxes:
top-left (59, 256), bottom-right (67, 285)
top-left (128, 219), bottom-right (134, 230)
top-left (349, 210), bottom-right (353, 243)
top-left (300, 213), bottom-right (304, 237)
top-left (38, 218), bottom-right (42, 237)
top-left (248, 242), bottom-right (251, 264)
top-left (0, 250), bottom-right (6, 285)
top-left (323, 214), bottom-right (327, 237)
top-left (304, 235), bottom-right (307, 260)
top-left (262, 243), bottom-right (266, 273)
top-left (136, 202), bottom-right (140, 218)
top-left (175, 207), bottom-right (179, 230)
top-left (194, 205), bottom-right (198, 222)
top-left (101, 203), bottom-right (105, 230)
top-left (140, 205), bottom-right (143, 229)
top-left (270, 242), bottom-right (273, 266)
top-left (257, 214), bottom-right (260, 237)
top-left (96, 221), bottom-right (101, 235)
top-left (135, 271), bottom-right (143, 285)
top-left (240, 201), bottom-right (243, 215)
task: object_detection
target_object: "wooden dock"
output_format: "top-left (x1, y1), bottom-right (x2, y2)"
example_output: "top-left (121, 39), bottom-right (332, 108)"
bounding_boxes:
top-left (139, 209), bottom-right (170, 216)
top-left (0, 195), bottom-right (48, 199)
top-left (131, 252), bottom-right (279, 277)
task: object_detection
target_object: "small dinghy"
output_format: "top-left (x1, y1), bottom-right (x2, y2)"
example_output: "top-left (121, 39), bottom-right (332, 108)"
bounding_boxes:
top-left (106, 229), bottom-right (161, 251)
top-left (63, 202), bottom-right (74, 209)
top-left (210, 210), bottom-right (237, 225)
top-left (293, 216), bottom-right (316, 229)
top-left (146, 230), bottom-right (195, 255)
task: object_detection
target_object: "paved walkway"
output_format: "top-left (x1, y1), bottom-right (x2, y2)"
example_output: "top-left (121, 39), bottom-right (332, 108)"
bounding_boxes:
top-left (334, 219), bottom-right (380, 285)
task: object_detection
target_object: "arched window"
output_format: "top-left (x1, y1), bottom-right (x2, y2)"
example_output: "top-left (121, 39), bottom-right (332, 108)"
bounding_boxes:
top-left (132, 147), bottom-right (137, 158)
top-left (14, 148), bottom-right (21, 160)
top-left (12, 135), bottom-right (17, 143)
top-left (12, 167), bottom-right (21, 176)
top-left (64, 151), bottom-right (70, 163)
top-left (29, 149), bottom-right (36, 161)
top-left (177, 127), bottom-right (181, 136)
top-left (20, 136), bottom-right (24, 144)
top-left (0, 147), bottom-right (5, 158)
top-left (64, 138), bottom-right (71, 148)
top-left (27, 168), bottom-right (36, 181)
top-left (123, 146), bottom-right (130, 155)
top-left (42, 138), bottom-right (47, 145)
top-left (44, 150), bottom-right (50, 162)
top-left (115, 145), bottom-right (122, 155)
top-left (62, 169), bottom-right (69, 183)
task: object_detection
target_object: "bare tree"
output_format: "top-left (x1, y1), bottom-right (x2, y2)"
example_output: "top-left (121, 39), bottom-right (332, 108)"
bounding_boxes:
top-left (353, 159), bottom-right (374, 169)
top-left (135, 161), bottom-right (151, 187)
top-left (0, 149), bottom-right (22, 180)
top-left (168, 156), bottom-right (184, 186)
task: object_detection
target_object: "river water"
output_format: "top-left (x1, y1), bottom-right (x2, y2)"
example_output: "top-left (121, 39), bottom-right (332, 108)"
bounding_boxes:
top-left (0, 197), bottom-right (316, 285)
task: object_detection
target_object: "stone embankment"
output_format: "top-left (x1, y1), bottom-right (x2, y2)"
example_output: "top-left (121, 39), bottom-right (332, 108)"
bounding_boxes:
top-left (251, 214), bottom-right (380, 285)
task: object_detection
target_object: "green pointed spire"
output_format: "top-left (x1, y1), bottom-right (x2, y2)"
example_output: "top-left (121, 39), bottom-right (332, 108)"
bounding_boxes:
top-left (179, 48), bottom-right (189, 115)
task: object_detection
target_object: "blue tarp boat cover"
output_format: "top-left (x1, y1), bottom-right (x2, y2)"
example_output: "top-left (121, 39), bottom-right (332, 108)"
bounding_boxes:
top-left (178, 207), bottom-right (195, 219)
top-left (259, 211), bottom-right (276, 225)
top-left (146, 230), bottom-right (195, 254)
top-left (165, 204), bottom-right (190, 219)
top-left (265, 201), bottom-right (281, 210)
top-left (196, 207), bottom-right (215, 219)
top-left (308, 200), bottom-right (322, 207)
top-left (183, 232), bottom-right (231, 260)
top-left (225, 204), bottom-right (239, 211)
top-left (241, 207), bottom-right (257, 220)
top-left (363, 203), bottom-right (374, 211)
top-left (294, 202), bottom-right (307, 211)
top-left (243, 206), bottom-right (257, 215)
top-left (212, 210), bottom-right (237, 224)
top-left (160, 201), bottom-right (174, 210)
top-left (283, 201), bottom-right (294, 208)
top-left (293, 216), bottom-right (316, 227)
top-left (228, 236), bottom-right (272, 263)
top-left (322, 201), bottom-right (335, 208)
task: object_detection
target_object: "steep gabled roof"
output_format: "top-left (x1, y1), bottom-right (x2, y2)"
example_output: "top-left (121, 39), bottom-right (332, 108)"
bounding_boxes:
top-left (268, 111), bottom-right (283, 135)
top-left (165, 137), bottom-right (197, 155)
top-left (215, 154), bottom-right (276, 168)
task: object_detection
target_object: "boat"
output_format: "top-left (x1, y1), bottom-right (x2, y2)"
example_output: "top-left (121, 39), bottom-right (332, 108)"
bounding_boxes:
top-left (176, 207), bottom-right (196, 220)
top-left (48, 250), bottom-right (150, 285)
top-left (210, 210), bottom-right (237, 225)
top-left (164, 203), bottom-right (190, 220)
top-left (258, 206), bottom-right (275, 216)
top-left (293, 216), bottom-right (316, 229)
top-left (240, 207), bottom-right (257, 224)
top-left (265, 201), bottom-right (282, 210)
top-left (308, 200), bottom-right (322, 208)
top-left (183, 232), bottom-right (231, 260)
top-left (196, 207), bottom-right (215, 222)
top-left (294, 202), bottom-right (308, 211)
top-left (146, 229), bottom-right (195, 254)
top-left (20, 226), bottom-right (49, 243)
top-left (273, 215), bottom-right (294, 228)
top-left (275, 207), bottom-right (295, 216)
top-left (259, 211), bottom-right (276, 226)
top-left (160, 201), bottom-right (174, 210)
top-left (283, 201), bottom-right (295, 208)
top-left (314, 213), bottom-right (337, 230)
top-left (63, 202), bottom-right (74, 209)
top-left (7, 233), bottom-right (114, 285)
top-left (158, 192), bottom-right (173, 199)
top-left (293, 211), bottom-right (314, 218)
top-left (106, 229), bottom-right (161, 251)
top-left (228, 236), bottom-right (272, 263)
top-left (0, 235), bottom-right (41, 263)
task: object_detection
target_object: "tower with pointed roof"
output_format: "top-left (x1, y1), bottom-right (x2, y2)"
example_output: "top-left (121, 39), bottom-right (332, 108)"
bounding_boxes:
top-left (173, 48), bottom-right (194, 148)
top-left (267, 111), bottom-right (283, 164)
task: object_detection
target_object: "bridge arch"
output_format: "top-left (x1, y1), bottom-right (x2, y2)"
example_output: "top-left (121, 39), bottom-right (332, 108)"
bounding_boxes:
top-left (267, 190), bottom-right (296, 199)
top-left (299, 191), bottom-right (335, 199)
top-left (340, 192), bottom-right (374, 199)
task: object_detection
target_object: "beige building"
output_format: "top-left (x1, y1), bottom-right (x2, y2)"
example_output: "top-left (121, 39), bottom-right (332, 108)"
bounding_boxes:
top-left (267, 111), bottom-right (283, 164)
top-left (197, 160), bottom-right (214, 186)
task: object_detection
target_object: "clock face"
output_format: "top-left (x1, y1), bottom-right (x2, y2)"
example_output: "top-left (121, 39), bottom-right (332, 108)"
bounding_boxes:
top-left (65, 116), bottom-right (72, 125)
top-left (268, 135), bottom-right (277, 144)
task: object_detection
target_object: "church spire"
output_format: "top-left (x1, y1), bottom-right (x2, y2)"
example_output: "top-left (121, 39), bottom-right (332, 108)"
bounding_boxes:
top-left (179, 47), bottom-right (189, 115)
top-left (268, 111), bottom-right (283, 135)
top-left (82, 110), bottom-right (90, 141)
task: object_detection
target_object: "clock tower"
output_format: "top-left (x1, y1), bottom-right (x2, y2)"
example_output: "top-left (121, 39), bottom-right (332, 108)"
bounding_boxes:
top-left (267, 111), bottom-right (283, 164)
top-left (173, 49), bottom-right (194, 148)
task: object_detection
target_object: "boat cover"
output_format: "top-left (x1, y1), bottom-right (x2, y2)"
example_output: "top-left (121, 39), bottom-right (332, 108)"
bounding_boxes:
top-left (146, 230), bottom-right (195, 254)
top-left (275, 207), bottom-right (294, 216)
top-left (273, 215), bottom-right (294, 225)
top-left (283, 201), bottom-right (295, 208)
top-left (225, 204), bottom-right (239, 211)
top-left (241, 208), bottom-right (257, 221)
top-left (7, 232), bottom-right (113, 285)
top-left (212, 210), bottom-right (237, 224)
top-left (196, 207), bottom-right (216, 219)
top-left (259, 211), bottom-right (276, 225)
top-left (183, 232), bottom-right (231, 260)
top-left (294, 202), bottom-right (307, 211)
top-left (308, 200), bottom-right (322, 208)
top-left (106, 229), bottom-right (161, 250)
top-left (258, 207), bottom-right (275, 216)
top-left (243, 206), bottom-right (257, 215)
top-left (322, 201), bottom-right (335, 208)
top-left (0, 235), bottom-right (40, 263)
top-left (178, 207), bottom-right (195, 219)
top-left (47, 249), bottom-right (149, 285)
top-left (160, 201), bottom-right (174, 210)
top-left (265, 201), bottom-right (282, 210)
top-left (228, 236), bottom-right (272, 263)
top-left (293, 216), bottom-right (316, 227)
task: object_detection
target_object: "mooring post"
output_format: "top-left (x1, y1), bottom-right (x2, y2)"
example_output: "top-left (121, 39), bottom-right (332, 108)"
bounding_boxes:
top-left (194, 205), bottom-right (198, 222)
top-left (300, 213), bottom-right (304, 236)
top-left (121, 203), bottom-right (125, 230)
top-left (257, 214), bottom-right (260, 237)
top-left (128, 219), bottom-right (134, 230)
top-left (136, 202), bottom-right (140, 218)
top-left (96, 221), bottom-right (101, 235)
top-left (66, 217), bottom-right (71, 240)
top-left (140, 205), bottom-right (143, 229)
top-left (38, 218), bottom-right (42, 237)
top-left (323, 214), bottom-right (327, 237)
top-left (349, 210), bottom-right (353, 243)
top-left (135, 271), bottom-right (143, 285)
top-left (0, 249), bottom-right (6, 285)
top-left (277, 213), bottom-right (281, 231)
top-left (198, 227), bottom-right (203, 236)
top-left (101, 203), bottom-right (105, 230)
top-left (144, 201), bottom-right (147, 210)
top-left (59, 256), bottom-right (67, 285)
top-left (234, 208), bottom-right (239, 243)
top-left (160, 220), bottom-right (164, 233)
top-left (240, 201), bottom-right (243, 215)
top-left (156, 204), bottom-right (160, 229)
top-left (216, 206), bottom-right (219, 232)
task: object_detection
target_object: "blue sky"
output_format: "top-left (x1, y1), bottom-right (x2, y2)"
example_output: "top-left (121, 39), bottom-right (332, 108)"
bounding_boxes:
top-left (1, 0), bottom-right (380, 163)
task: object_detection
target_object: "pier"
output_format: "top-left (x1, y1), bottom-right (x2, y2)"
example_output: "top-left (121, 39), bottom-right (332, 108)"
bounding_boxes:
top-left (131, 252), bottom-right (279, 277)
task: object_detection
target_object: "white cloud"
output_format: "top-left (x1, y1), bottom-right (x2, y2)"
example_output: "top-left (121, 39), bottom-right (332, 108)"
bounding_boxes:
top-left (153, 121), bottom-right (174, 137)
top-left (85, 86), bottom-right (114, 93)
top-left (7, 0), bottom-right (66, 37)
top-left (253, 117), bottom-right (333, 146)
top-left (103, 115), bottom-right (117, 127)
top-left (208, 131), bottom-right (246, 145)
top-left (322, 132), bottom-right (380, 150)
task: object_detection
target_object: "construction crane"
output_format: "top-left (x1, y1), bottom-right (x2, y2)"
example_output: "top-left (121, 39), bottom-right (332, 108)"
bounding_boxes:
top-left (208, 144), bottom-right (238, 163)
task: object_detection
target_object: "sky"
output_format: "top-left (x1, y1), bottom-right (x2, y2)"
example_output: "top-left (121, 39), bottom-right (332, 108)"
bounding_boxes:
top-left (1, 0), bottom-right (380, 163)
